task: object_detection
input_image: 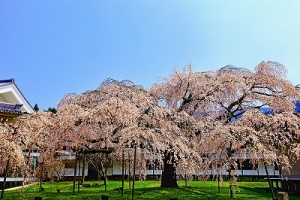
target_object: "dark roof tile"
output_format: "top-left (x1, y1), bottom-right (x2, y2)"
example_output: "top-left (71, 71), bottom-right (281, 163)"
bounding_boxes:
top-left (0, 102), bottom-right (22, 115)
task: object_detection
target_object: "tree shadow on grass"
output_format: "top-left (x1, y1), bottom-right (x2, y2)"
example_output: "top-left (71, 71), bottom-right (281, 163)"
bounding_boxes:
top-left (128, 186), bottom-right (230, 200)
top-left (236, 186), bottom-right (272, 199)
top-left (238, 186), bottom-right (299, 200)
top-left (8, 182), bottom-right (297, 200)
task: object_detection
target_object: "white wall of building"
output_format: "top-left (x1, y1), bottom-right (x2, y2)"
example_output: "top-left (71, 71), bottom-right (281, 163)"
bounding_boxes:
top-left (101, 162), bottom-right (279, 177)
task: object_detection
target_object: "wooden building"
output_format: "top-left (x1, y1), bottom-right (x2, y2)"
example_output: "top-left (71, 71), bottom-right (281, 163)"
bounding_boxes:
top-left (0, 79), bottom-right (33, 121)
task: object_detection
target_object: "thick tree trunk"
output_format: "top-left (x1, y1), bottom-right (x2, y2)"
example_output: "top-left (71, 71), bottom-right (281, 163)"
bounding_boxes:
top-left (161, 151), bottom-right (178, 187)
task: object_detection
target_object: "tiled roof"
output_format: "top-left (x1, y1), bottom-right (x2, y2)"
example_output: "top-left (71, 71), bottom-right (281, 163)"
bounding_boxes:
top-left (0, 79), bottom-right (14, 85)
top-left (0, 79), bottom-right (14, 83)
top-left (0, 102), bottom-right (22, 115)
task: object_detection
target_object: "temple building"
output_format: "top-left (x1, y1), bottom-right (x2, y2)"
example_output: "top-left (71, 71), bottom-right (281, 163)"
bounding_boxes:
top-left (0, 79), bottom-right (34, 188)
top-left (0, 79), bottom-right (34, 122)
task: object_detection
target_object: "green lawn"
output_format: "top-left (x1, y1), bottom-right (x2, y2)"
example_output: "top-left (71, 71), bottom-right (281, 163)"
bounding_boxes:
top-left (3, 180), bottom-right (298, 200)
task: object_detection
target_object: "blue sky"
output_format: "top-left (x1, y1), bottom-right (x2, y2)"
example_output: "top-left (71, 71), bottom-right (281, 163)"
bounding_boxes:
top-left (1, 0), bottom-right (300, 109)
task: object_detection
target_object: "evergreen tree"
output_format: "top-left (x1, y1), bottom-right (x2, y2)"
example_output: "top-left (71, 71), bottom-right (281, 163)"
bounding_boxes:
top-left (47, 107), bottom-right (57, 114)
top-left (33, 103), bottom-right (39, 112)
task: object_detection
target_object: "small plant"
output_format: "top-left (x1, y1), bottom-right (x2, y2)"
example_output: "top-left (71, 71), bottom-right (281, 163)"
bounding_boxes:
top-left (56, 188), bottom-right (61, 193)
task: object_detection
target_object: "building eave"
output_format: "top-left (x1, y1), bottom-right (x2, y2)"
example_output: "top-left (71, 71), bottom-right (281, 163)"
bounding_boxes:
top-left (0, 79), bottom-right (34, 114)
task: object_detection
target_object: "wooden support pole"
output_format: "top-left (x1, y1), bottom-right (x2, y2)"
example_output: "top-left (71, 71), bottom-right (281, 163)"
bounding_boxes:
top-left (122, 149), bottom-right (125, 196)
top-left (78, 157), bottom-right (80, 192)
top-left (81, 153), bottom-right (86, 184)
top-left (1, 156), bottom-right (10, 199)
top-left (152, 163), bottom-right (155, 181)
top-left (39, 161), bottom-right (44, 191)
top-left (264, 162), bottom-right (276, 200)
top-left (73, 152), bottom-right (78, 195)
top-left (132, 145), bottom-right (137, 200)
top-left (217, 164), bottom-right (221, 193)
top-left (228, 170), bottom-right (233, 199)
top-left (241, 164), bottom-right (244, 182)
top-left (218, 175), bottom-right (220, 193)
top-left (185, 171), bottom-right (188, 187)
top-left (128, 152), bottom-right (131, 190)
top-left (104, 153), bottom-right (108, 193)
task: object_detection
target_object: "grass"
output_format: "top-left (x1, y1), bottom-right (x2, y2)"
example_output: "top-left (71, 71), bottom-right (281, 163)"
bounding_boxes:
top-left (3, 180), bottom-right (298, 200)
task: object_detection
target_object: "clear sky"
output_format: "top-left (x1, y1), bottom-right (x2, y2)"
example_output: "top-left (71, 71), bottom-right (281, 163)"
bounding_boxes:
top-left (1, 0), bottom-right (300, 109)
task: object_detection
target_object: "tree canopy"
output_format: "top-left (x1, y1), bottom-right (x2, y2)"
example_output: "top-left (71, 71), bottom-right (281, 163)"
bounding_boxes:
top-left (56, 79), bottom-right (200, 184)
top-left (150, 61), bottom-right (300, 172)
top-left (1, 61), bottom-right (300, 190)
